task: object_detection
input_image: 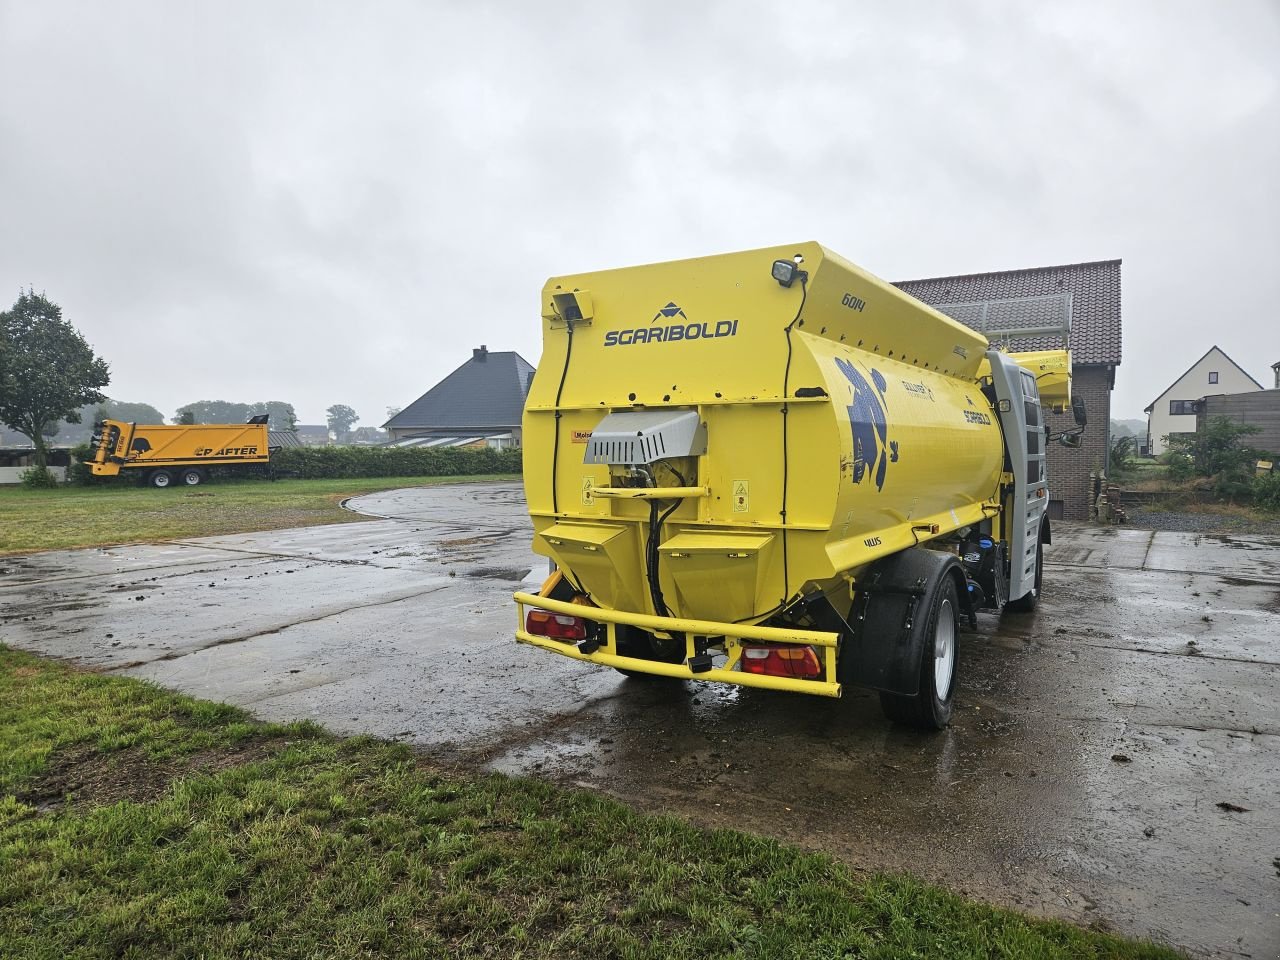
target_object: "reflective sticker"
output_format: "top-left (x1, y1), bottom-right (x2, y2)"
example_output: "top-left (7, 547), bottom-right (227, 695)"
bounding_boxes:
top-left (950, 508), bottom-right (959, 527)
top-left (732, 479), bottom-right (749, 513)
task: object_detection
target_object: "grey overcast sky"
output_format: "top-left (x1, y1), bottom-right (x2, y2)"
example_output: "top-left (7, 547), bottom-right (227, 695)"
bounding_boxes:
top-left (2, 1), bottom-right (1277, 426)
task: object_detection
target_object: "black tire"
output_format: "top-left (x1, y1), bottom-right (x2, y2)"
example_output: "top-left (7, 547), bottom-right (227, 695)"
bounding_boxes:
top-left (1005, 533), bottom-right (1044, 613)
top-left (614, 626), bottom-right (684, 679)
top-left (148, 469), bottom-right (174, 489)
top-left (179, 468), bottom-right (206, 487)
top-left (879, 574), bottom-right (960, 730)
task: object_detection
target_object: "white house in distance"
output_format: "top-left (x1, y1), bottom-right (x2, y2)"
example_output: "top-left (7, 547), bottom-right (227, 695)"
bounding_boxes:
top-left (1144, 346), bottom-right (1263, 455)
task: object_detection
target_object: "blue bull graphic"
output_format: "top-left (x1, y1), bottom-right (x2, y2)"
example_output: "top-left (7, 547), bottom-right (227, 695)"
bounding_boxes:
top-left (834, 358), bottom-right (899, 491)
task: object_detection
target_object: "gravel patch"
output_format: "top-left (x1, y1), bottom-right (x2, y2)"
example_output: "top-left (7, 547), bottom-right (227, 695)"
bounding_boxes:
top-left (1127, 509), bottom-right (1280, 536)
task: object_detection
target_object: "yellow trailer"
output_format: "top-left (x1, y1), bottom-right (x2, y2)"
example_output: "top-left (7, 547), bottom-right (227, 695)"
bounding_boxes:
top-left (514, 242), bottom-right (1086, 728)
top-left (88, 416), bottom-right (273, 488)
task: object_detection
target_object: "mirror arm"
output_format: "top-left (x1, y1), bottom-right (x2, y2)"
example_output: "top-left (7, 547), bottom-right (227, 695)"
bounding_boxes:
top-left (1047, 425), bottom-right (1086, 444)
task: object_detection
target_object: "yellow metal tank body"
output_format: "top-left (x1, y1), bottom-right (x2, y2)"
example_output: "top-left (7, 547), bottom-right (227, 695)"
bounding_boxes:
top-left (523, 242), bottom-right (1006, 626)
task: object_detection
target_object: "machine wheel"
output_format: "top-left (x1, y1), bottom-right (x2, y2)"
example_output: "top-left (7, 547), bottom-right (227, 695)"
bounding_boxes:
top-left (148, 469), bottom-right (174, 489)
top-left (614, 626), bottom-right (683, 679)
top-left (180, 468), bottom-right (206, 487)
top-left (879, 574), bottom-right (960, 730)
top-left (1005, 533), bottom-right (1044, 613)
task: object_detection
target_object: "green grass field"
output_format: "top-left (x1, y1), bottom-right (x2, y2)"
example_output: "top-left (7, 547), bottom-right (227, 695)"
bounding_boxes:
top-left (0, 647), bottom-right (1181, 959)
top-left (0, 476), bottom-right (517, 555)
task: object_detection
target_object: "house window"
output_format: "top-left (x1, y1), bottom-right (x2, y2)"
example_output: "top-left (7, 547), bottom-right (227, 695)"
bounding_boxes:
top-left (1169, 400), bottom-right (1198, 416)
top-left (1208, 371), bottom-right (1218, 384)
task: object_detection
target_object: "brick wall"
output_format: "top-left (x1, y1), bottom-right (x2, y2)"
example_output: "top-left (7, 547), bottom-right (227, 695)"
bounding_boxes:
top-left (1045, 364), bottom-right (1113, 520)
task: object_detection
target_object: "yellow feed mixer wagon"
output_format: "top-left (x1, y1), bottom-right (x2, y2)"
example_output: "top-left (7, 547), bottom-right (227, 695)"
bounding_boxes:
top-left (514, 242), bottom-right (1085, 728)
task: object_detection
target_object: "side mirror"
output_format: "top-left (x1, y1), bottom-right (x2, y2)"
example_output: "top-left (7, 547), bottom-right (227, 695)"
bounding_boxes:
top-left (1072, 395), bottom-right (1088, 427)
top-left (1059, 433), bottom-right (1082, 448)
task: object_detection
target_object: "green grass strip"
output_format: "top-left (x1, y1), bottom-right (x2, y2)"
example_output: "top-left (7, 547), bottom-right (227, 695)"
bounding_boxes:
top-left (0, 647), bottom-right (1181, 959)
top-left (0, 475), bottom-right (517, 555)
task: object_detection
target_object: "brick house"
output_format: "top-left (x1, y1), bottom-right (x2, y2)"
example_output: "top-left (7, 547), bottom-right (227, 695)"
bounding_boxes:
top-left (895, 260), bottom-right (1122, 521)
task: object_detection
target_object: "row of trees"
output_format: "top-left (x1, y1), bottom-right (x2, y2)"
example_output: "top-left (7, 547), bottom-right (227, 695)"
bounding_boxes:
top-left (174, 400), bottom-right (299, 432)
top-left (171, 404), bottom-right (365, 439)
top-left (174, 403), bottom-right (371, 443)
top-left (171, 402), bottom-right (366, 441)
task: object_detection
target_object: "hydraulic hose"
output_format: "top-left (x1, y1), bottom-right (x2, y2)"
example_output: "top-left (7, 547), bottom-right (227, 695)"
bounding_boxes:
top-left (550, 319), bottom-right (575, 515)
top-left (645, 498), bottom-right (682, 619)
top-left (778, 275), bottom-right (808, 611)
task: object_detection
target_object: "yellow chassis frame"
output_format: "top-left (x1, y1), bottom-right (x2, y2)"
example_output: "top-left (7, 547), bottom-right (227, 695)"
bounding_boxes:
top-left (513, 592), bottom-right (841, 697)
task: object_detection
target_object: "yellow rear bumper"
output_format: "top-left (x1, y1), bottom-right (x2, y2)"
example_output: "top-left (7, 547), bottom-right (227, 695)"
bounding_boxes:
top-left (513, 591), bottom-right (841, 697)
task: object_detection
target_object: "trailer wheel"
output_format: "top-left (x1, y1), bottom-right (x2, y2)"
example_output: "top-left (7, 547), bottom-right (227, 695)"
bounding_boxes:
top-left (879, 574), bottom-right (960, 730)
top-left (148, 469), bottom-right (174, 489)
top-left (1005, 529), bottom-right (1044, 613)
top-left (180, 468), bottom-right (206, 487)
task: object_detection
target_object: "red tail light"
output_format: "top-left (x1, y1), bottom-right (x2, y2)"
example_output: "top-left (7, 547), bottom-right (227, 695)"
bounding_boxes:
top-left (525, 608), bottom-right (588, 641)
top-left (740, 644), bottom-right (822, 679)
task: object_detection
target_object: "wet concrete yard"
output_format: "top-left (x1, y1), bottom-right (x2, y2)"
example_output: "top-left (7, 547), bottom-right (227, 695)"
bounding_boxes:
top-left (2, 481), bottom-right (1277, 958)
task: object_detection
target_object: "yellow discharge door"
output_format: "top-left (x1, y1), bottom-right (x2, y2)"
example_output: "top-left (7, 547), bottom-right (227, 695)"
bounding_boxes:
top-left (514, 242), bottom-right (1085, 728)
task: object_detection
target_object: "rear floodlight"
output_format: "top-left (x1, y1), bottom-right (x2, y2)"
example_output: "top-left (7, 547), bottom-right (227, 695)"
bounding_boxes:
top-left (771, 259), bottom-right (807, 288)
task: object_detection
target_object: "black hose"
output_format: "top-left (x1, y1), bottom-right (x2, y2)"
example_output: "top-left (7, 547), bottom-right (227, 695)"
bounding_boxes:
top-left (547, 317), bottom-right (588, 596)
top-left (778, 276), bottom-right (808, 610)
top-left (645, 498), bottom-right (681, 619)
top-left (550, 319), bottom-right (575, 515)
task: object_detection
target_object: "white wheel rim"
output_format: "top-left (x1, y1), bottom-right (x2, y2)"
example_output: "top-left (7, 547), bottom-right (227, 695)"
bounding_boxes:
top-left (184, 473), bottom-right (199, 484)
top-left (934, 598), bottom-right (956, 698)
top-left (155, 474), bottom-right (169, 487)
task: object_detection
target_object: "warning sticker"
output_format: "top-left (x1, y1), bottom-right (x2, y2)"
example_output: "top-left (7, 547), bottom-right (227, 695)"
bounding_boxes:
top-left (732, 479), bottom-right (749, 513)
top-left (582, 477), bottom-right (595, 506)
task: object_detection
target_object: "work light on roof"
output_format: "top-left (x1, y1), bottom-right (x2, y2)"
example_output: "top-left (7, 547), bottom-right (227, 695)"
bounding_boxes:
top-left (771, 257), bottom-right (806, 288)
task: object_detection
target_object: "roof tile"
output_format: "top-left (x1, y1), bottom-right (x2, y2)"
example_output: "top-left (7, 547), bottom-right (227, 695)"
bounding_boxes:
top-left (386, 350), bottom-right (534, 430)
top-left (894, 259), bottom-right (1122, 366)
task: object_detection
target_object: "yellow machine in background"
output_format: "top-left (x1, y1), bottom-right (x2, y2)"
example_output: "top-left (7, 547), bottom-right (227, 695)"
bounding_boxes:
top-left (88, 417), bottom-right (273, 488)
top-left (514, 242), bottom-right (1085, 728)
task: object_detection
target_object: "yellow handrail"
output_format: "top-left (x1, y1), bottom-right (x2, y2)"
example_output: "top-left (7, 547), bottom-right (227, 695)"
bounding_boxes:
top-left (586, 485), bottom-right (710, 500)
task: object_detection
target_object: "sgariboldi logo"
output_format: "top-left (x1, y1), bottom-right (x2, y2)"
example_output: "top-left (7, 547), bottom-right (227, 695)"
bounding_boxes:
top-left (603, 302), bottom-right (739, 347)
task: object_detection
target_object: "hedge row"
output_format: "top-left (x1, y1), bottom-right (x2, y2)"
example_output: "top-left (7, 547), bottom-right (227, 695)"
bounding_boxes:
top-left (65, 443), bottom-right (521, 485)
top-left (269, 444), bottom-right (522, 479)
